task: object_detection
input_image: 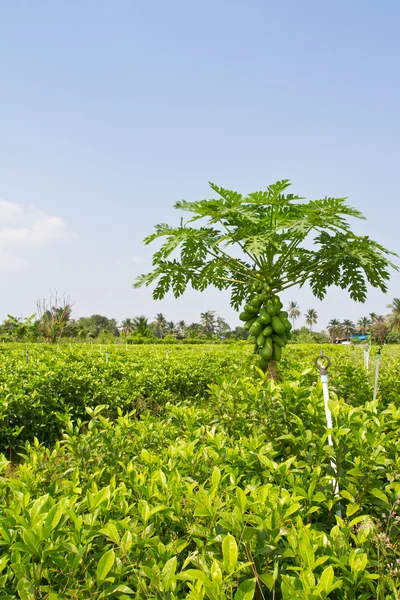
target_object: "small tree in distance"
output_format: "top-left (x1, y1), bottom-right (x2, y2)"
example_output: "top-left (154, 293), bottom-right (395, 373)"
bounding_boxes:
top-left (134, 180), bottom-right (397, 378)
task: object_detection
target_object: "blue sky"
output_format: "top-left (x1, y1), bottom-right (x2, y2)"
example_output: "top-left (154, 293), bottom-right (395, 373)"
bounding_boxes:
top-left (1, 0), bottom-right (399, 329)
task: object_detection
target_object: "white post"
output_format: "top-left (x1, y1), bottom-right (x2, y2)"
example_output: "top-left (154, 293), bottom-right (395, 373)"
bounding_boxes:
top-left (373, 346), bottom-right (382, 400)
top-left (364, 345), bottom-right (370, 371)
top-left (315, 352), bottom-right (342, 517)
top-left (106, 349), bottom-right (109, 364)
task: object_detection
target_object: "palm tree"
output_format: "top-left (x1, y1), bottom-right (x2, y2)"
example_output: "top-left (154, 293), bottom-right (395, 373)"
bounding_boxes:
top-left (369, 312), bottom-right (378, 324)
top-left (200, 311), bottom-right (216, 335)
top-left (153, 313), bottom-right (167, 338)
top-left (305, 309), bottom-right (318, 331)
top-left (357, 316), bottom-right (371, 335)
top-left (186, 322), bottom-right (203, 338)
top-left (133, 315), bottom-right (150, 336)
top-left (121, 318), bottom-right (135, 336)
top-left (327, 319), bottom-right (342, 342)
top-left (177, 320), bottom-right (187, 338)
top-left (288, 301), bottom-right (301, 330)
top-left (165, 321), bottom-right (177, 336)
top-left (342, 319), bottom-right (356, 338)
top-left (216, 316), bottom-right (230, 337)
top-left (387, 298), bottom-right (400, 333)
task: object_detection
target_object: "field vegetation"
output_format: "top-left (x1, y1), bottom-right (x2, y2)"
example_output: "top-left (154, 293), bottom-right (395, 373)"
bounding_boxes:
top-left (0, 344), bottom-right (400, 598)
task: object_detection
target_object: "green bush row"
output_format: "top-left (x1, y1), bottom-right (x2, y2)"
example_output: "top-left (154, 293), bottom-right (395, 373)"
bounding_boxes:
top-left (0, 371), bottom-right (399, 598)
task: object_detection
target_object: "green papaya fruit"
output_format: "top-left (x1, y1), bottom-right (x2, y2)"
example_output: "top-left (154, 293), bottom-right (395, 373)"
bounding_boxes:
top-left (263, 325), bottom-right (273, 337)
top-left (273, 334), bottom-right (286, 348)
top-left (249, 320), bottom-right (263, 336)
top-left (282, 318), bottom-right (292, 331)
top-left (285, 329), bottom-right (292, 340)
top-left (271, 315), bottom-right (286, 336)
top-left (280, 330), bottom-right (288, 344)
top-left (261, 337), bottom-right (273, 360)
top-left (280, 310), bottom-right (288, 318)
top-left (243, 317), bottom-right (258, 331)
top-left (266, 299), bottom-right (276, 316)
top-left (253, 343), bottom-right (259, 354)
top-left (256, 332), bottom-right (265, 347)
top-left (273, 342), bottom-right (282, 361)
top-left (258, 355), bottom-right (269, 370)
top-left (259, 308), bottom-right (271, 325)
top-left (239, 311), bottom-right (254, 321)
top-left (244, 303), bottom-right (259, 314)
top-left (258, 291), bottom-right (268, 302)
top-left (263, 283), bottom-right (272, 294)
top-left (250, 296), bottom-right (263, 309)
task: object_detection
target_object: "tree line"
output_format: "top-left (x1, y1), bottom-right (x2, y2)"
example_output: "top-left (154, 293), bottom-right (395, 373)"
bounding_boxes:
top-left (2, 294), bottom-right (399, 344)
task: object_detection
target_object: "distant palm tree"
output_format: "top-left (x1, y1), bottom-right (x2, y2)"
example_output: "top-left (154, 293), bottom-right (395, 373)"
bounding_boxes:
top-left (133, 315), bottom-right (150, 336)
top-left (369, 312), bottom-right (378, 324)
top-left (216, 316), bottom-right (230, 337)
top-left (387, 298), bottom-right (400, 333)
top-left (186, 322), bottom-right (204, 338)
top-left (305, 308), bottom-right (318, 331)
top-left (342, 319), bottom-right (356, 338)
top-left (165, 321), bottom-right (177, 336)
top-left (288, 301), bottom-right (301, 330)
top-left (177, 320), bottom-right (187, 338)
top-left (200, 311), bottom-right (216, 335)
top-left (154, 313), bottom-right (167, 338)
top-left (121, 318), bottom-right (135, 335)
top-left (357, 316), bottom-right (371, 335)
top-left (327, 319), bottom-right (342, 342)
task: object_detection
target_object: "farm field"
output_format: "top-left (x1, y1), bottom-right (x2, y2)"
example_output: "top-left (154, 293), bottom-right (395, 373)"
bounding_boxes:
top-left (0, 343), bottom-right (399, 598)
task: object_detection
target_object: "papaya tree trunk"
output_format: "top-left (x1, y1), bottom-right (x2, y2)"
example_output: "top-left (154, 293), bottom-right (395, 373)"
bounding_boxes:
top-left (266, 359), bottom-right (278, 380)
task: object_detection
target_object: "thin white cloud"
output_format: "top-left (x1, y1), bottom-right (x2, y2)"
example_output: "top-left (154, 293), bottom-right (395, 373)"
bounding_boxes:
top-left (0, 199), bottom-right (70, 269)
top-left (132, 255), bottom-right (143, 264)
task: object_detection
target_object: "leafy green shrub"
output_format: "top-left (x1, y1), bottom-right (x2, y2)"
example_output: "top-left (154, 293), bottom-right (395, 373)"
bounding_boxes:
top-left (0, 370), bottom-right (399, 598)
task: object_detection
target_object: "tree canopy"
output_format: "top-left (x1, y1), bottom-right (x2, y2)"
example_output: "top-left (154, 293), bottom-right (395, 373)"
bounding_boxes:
top-left (134, 180), bottom-right (397, 309)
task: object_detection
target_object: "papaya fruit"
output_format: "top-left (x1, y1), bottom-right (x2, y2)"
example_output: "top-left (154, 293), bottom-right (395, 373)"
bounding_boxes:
top-left (244, 303), bottom-right (259, 314)
top-left (243, 317), bottom-right (258, 331)
top-left (282, 318), bottom-right (292, 331)
top-left (273, 342), bottom-right (282, 361)
top-left (273, 334), bottom-right (286, 348)
top-left (261, 337), bottom-right (273, 360)
top-left (263, 325), bottom-right (273, 337)
top-left (239, 311), bottom-right (254, 321)
top-left (271, 315), bottom-right (286, 336)
top-left (258, 355), bottom-right (269, 370)
top-left (266, 299), bottom-right (276, 316)
top-left (280, 330), bottom-right (288, 344)
top-left (280, 310), bottom-right (288, 318)
top-left (250, 296), bottom-right (263, 309)
top-left (256, 332), bottom-right (265, 347)
top-left (259, 308), bottom-right (271, 325)
top-left (285, 329), bottom-right (292, 340)
top-left (249, 320), bottom-right (263, 336)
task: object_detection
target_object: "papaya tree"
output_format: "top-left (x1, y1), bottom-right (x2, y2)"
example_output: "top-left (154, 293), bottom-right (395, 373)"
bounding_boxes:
top-left (133, 180), bottom-right (397, 378)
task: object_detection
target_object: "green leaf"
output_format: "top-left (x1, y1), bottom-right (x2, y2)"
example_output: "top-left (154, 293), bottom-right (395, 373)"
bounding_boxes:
top-left (96, 549), bottom-right (115, 581)
top-left (319, 566), bottom-right (334, 593)
top-left (233, 579), bottom-right (256, 600)
top-left (298, 531), bottom-right (314, 569)
top-left (370, 488), bottom-right (389, 504)
top-left (222, 534), bottom-right (238, 575)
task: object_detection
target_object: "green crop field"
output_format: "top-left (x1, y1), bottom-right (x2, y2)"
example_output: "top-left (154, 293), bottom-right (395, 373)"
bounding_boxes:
top-left (0, 343), bottom-right (399, 598)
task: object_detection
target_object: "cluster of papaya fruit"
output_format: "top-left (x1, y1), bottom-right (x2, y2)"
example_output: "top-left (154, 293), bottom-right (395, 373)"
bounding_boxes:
top-left (239, 281), bottom-right (292, 369)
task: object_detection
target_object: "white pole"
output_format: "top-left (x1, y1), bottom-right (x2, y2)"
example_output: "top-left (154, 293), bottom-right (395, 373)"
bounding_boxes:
top-left (373, 346), bottom-right (382, 400)
top-left (364, 345), bottom-right (370, 371)
top-left (315, 352), bottom-right (342, 517)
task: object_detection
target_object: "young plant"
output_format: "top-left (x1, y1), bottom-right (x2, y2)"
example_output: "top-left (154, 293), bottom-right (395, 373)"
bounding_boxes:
top-left (134, 180), bottom-right (397, 377)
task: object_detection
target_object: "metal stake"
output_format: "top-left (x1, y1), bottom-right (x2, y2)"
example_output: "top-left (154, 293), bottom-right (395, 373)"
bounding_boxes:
top-left (106, 349), bottom-right (109, 364)
top-left (314, 351), bottom-right (341, 517)
top-left (373, 346), bottom-right (382, 400)
top-left (25, 349), bottom-right (29, 364)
